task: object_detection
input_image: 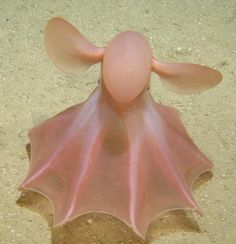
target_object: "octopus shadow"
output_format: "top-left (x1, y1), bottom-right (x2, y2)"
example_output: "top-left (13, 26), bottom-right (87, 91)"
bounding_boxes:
top-left (16, 144), bottom-right (212, 244)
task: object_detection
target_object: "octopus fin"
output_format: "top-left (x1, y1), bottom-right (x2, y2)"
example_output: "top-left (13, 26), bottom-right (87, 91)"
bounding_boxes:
top-left (44, 17), bottom-right (104, 73)
top-left (152, 59), bottom-right (222, 94)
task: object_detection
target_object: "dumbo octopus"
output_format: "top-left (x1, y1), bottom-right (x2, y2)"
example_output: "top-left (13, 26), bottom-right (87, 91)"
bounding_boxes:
top-left (19, 17), bottom-right (222, 239)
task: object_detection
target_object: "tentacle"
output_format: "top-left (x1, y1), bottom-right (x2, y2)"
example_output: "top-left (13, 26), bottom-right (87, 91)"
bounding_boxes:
top-left (122, 98), bottom-right (212, 237)
top-left (20, 90), bottom-right (213, 239)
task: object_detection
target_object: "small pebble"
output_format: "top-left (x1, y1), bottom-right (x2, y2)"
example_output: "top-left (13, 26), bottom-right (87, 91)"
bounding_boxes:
top-left (175, 47), bottom-right (192, 56)
top-left (87, 218), bottom-right (93, 224)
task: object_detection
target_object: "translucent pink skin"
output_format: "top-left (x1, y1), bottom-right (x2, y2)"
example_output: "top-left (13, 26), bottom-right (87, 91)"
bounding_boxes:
top-left (20, 17), bottom-right (222, 239)
top-left (102, 31), bottom-right (152, 103)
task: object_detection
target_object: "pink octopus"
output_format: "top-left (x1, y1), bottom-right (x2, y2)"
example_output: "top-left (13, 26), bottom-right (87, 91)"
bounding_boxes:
top-left (20, 17), bottom-right (222, 239)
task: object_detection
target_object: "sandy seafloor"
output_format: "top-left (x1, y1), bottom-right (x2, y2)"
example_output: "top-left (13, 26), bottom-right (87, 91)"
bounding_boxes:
top-left (0, 0), bottom-right (235, 243)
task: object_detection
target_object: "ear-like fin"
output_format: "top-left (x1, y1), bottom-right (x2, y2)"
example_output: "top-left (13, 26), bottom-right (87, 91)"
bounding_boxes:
top-left (45, 17), bottom-right (105, 73)
top-left (152, 59), bottom-right (222, 94)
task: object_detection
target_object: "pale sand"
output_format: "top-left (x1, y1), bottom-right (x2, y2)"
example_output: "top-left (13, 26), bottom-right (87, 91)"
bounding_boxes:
top-left (0, 0), bottom-right (235, 243)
